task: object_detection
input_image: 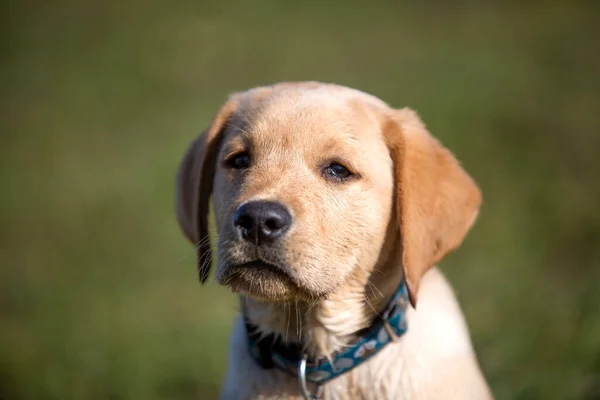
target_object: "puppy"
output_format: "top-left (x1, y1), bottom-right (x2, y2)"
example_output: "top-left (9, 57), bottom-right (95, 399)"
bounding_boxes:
top-left (176, 82), bottom-right (493, 399)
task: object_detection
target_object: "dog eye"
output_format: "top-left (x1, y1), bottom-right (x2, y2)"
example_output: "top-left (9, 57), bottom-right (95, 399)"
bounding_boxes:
top-left (323, 163), bottom-right (352, 180)
top-left (226, 152), bottom-right (251, 170)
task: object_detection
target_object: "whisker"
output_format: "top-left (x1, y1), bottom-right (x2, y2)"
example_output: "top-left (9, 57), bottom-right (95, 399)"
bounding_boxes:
top-left (304, 298), bottom-right (319, 316)
top-left (363, 294), bottom-right (380, 317)
top-left (367, 280), bottom-right (384, 299)
top-left (295, 299), bottom-right (301, 340)
top-left (285, 301), bottom-right (291, 342)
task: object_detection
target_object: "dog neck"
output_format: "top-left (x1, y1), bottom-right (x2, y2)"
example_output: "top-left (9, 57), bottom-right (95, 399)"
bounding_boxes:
top-left (242, 230), bottom-right (404, 359)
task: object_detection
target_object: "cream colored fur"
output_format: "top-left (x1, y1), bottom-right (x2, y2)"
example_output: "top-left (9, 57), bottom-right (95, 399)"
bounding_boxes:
top-left (175, 82), bottom-right (493, 399)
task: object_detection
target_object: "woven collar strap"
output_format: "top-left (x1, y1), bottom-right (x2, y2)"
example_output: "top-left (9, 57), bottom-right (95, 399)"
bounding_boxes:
top-left (244, 280), bottom-right (410, 385)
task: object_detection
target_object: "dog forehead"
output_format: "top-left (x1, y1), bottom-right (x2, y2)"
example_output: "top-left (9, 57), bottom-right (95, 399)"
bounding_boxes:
top-left (235, 85), bottom-right (386, 149)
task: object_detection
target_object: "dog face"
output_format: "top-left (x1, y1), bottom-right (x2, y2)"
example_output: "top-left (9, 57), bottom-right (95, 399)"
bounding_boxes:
top-left (210, 89), bottom-right (395, 301)
top-left (176, 82), bottom-right (481, 306)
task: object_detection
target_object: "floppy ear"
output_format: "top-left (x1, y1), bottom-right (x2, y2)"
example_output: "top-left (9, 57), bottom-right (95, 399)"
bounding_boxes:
top-left (175, 100), bottom-right (237, 283)
top-left (384, 108), bottom-right (482, 307)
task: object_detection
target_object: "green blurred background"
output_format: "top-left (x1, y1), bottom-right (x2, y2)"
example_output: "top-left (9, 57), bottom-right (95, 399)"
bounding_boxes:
top-left (1, 1), bottom-right (599, 399)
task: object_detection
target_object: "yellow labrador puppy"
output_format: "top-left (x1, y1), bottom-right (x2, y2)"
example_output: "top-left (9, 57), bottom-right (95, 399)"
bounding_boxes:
top-left (176, 82), bottom-right (493, 399)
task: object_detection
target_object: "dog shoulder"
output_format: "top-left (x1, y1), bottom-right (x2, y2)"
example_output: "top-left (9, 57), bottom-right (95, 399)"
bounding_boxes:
top-left (408, 267), bottom-right (476, 359)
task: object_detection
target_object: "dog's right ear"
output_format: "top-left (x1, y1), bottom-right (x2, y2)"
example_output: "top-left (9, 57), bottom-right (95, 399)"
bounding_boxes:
top-left (175, 99), bottom-right (237, 283)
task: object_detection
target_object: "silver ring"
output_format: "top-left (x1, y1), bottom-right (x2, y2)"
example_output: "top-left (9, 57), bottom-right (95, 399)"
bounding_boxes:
top-left (298, 356), bottom-right (323, 400)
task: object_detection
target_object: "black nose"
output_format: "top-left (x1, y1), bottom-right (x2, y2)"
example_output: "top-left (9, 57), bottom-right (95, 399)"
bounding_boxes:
top-left (232, 201), bottom-right (292, 245)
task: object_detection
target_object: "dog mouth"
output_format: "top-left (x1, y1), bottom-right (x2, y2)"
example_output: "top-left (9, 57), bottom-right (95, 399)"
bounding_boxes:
top-left (219, 259), bottom-right (299, 300)
top-left (233, 260), bottom-right (290, 279)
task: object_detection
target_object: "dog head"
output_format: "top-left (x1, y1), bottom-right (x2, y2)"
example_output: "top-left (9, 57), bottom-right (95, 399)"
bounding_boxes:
top-left (176, 82), bottom-right (481, 306)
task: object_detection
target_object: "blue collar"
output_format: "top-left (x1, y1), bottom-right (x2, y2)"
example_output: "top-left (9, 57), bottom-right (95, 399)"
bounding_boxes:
top-left (244, 280), bottom-right (410, 385)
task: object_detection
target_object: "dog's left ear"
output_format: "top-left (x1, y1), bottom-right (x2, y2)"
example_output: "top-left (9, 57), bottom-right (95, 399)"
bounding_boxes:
top-left (384, 108), bottom-right (482, 307)
top-left (175, 99), bottom-right (237, 283)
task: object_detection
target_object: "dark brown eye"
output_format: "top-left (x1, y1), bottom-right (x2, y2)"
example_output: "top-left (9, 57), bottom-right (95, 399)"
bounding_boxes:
top-left (323, 163), bottom-right (352, 180)
top-left (227, 152), bottom-right (250, 169)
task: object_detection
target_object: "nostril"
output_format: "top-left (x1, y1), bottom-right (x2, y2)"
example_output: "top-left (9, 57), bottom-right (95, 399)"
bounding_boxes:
top-left (264, 217), bottom-right (282, 232)
top-left (235, 214), bottom-right (254, 231)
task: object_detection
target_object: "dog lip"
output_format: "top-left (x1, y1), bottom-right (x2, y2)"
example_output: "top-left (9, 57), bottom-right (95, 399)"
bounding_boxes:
top-left (225, 259), bottom-right (295, 283)
top-left (233, 260), bottom-right (286, 274)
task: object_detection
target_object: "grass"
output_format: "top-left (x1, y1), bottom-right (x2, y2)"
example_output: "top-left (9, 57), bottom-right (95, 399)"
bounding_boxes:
top-left (1, 1), bottom-right (599, 399)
